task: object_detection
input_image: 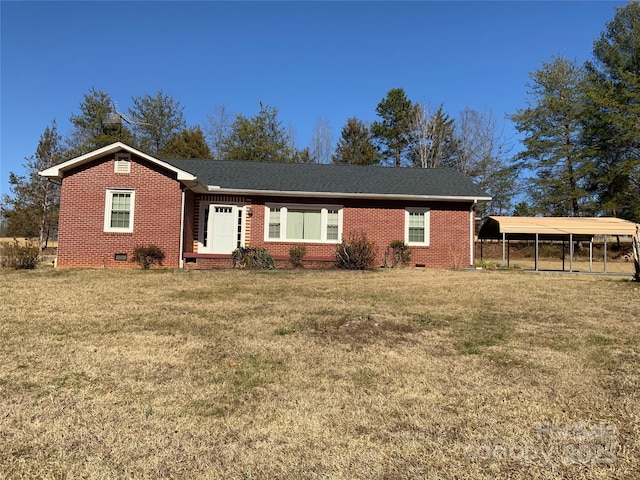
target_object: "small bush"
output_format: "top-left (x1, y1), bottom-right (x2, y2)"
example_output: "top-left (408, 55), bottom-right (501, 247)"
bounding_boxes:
top-left (0, 239), bottom-right (39, 269)
top-left (289, 244), bottom-right (306, 268)
top-left (335, 232), bottom-right (377, 270)
top-left (232, 247), bottom-right (276, 269)
top-left (476, 259), bottom-right (497, 270)
top-left (131, 245), bottom-right (166, 269)
top-left (385, 240), bottom-right (411, 268)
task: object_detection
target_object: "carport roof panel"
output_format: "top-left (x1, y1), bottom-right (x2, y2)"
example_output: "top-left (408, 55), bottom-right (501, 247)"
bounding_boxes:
top-left (479, 216), bottom-right (640, 239)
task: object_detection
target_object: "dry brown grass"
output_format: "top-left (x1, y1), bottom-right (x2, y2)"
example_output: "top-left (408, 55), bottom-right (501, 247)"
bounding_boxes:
top-left (1, 267), bottom-right (639, 479)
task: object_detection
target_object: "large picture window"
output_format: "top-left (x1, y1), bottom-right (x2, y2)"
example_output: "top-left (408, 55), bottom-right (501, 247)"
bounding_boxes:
top-left (104, 189), bottom-right (135, 233)
top-left (405, 208), bottom-right (430, 246)
top-left (265, 204), bottom-right (342, 243)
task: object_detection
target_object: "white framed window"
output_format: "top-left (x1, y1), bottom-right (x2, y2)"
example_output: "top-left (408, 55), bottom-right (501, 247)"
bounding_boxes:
top-left (104, 189), bottom-right (135, 233)
top-left (265, 204), bottom-right (343, 243)
top-left (405, 208), bottom-right (430, 246)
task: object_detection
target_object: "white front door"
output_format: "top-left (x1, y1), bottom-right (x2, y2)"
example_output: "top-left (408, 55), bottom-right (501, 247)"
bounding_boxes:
top-left (200, 204), bottom-right (243, 254)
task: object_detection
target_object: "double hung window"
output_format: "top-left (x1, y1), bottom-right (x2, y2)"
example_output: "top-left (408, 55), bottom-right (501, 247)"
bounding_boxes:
top-left (104, 189), bottom-right (135, 233)
top-left (405, 208), bottom-right (430, 246)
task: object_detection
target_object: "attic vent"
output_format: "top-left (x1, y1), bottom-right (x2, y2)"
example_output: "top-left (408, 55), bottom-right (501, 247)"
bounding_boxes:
top-left (114, 153), bottom-right (131, 174)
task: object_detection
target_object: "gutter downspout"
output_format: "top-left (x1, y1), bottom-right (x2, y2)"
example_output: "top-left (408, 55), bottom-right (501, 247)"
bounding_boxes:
top-left (179, 189), bottom-right (186, 269)
top-left (470, 200), bottom-right (476, 267)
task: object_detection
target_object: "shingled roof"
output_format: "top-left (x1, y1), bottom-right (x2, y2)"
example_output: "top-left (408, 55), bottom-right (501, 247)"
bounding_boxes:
top-left (38, 143), bottom-right (490, 202)
top-left (163, 158), bottom-right (491, 201)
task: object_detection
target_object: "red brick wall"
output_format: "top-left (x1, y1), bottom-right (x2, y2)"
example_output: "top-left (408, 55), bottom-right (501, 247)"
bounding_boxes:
top-left (247, 197), bottom-right (475, 269)
top-left (57, 157), bottom-right (476, 270)
top-left (57, 152), bottom-right (184, 268)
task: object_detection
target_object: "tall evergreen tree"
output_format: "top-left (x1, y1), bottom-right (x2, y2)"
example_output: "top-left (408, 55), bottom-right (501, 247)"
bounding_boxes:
top-left (508, 56), bottom-right (589, 216)
top-left (371, 88), bottom-right (418, 167)
top-left (1, 120), bottom-right (66, 249)
top-left (583, 1), bottom-right (640, 221)
top-left (332, 117), bottom-right (381, 166)
top-left (221, 103), bottom-right (293, 162)
top-left (68, 88), bottom-right (134, 155)
top-left (159, 126), bottom-right (212, 159)
top-left (129, 90), bottom-right (186, 155)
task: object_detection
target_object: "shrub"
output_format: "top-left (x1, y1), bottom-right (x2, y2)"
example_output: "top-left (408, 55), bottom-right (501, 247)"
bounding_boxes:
top-left (334, 232), bottom-right (377, 270)
top-left (0, 239), bottom-right (39, 270)
top-left (232, 247), bottom-right (276, 269)
top-left (131, 245), bottom-right (166, 269)
top-left (385, 240), bottom-right (411, 268)
top-left (289, 244), bottom-right (306, 268)
top-left (476, 259), bottom-right (497, 270)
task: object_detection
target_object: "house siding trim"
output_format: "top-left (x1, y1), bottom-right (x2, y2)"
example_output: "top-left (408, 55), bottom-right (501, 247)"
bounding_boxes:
top-left (207, 187), bottom-right (491, 203)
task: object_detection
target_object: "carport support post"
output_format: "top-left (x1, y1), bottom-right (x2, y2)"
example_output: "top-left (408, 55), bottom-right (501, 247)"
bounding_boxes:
top-left (569, 234), bottom-right (574, 272)
top-left (535, 233), bottom-right (539, 272)
top-left (589, 239), bottom-right (593, 273)
top-left (502, 232), bottom-right (506, 267)
top-left (604, 237), bottom-right (608, 273)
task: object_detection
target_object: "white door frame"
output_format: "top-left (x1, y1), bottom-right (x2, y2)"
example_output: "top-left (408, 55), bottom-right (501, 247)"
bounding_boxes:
top-left (197, 202), bottom-right (245, 254)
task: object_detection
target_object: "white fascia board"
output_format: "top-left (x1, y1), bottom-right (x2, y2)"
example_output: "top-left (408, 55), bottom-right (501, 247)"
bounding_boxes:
top-left (39, 142), bottom-right (197, 182)
top-left (207, 186), bottom-right (492, 203)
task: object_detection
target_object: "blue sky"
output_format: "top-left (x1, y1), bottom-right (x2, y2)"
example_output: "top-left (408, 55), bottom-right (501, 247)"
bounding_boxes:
top-left (0, 1), bottom-right (628, 197)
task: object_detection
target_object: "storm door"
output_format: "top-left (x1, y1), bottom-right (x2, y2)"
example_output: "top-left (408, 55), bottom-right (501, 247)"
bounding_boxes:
top-left (199, 204), bottom-right (244, 254)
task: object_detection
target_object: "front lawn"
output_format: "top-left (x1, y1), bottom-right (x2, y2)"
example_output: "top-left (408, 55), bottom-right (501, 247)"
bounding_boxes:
top-left (1, 268), bottom-right (638, 479)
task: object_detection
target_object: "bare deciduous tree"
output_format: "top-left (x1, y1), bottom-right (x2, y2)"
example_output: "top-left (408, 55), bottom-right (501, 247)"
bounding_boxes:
top-left (205, 105), bottom-right (232, 159)
top-left (456, 108), bottom-right (515, 215)
top-left (310, 118), bottom-right (333, 164)
top-left (410, 103), bottom-right (457, 168)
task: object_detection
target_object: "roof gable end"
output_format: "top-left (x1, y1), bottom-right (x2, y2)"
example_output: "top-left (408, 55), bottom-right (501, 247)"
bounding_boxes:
top-left (39, 142), bottom-right (197, 182)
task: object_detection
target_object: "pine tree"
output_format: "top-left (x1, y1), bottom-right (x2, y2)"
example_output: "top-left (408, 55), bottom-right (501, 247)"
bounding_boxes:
top-left (583, 2), bottom-right (640, 221)
top-left (509, 56), bottom-right (589, 216)
top-left (371, 88), bottom-right (418, 167)
top-left (159, 126), bottom-right (212, 159)
top-left (68, 88), bottom-right (135, 155)
top-left (129, 90), bottom-right (186, 155)
top-left (1, 120), bottom-right (66, 249)
top-left (332, 118), bottom-right (381, 166)
top-left (221, 103), bottom-right (293, 162)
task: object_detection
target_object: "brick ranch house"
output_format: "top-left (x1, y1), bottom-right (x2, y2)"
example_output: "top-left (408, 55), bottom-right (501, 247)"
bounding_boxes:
top-left (40, 142), bottom-right (491, 269)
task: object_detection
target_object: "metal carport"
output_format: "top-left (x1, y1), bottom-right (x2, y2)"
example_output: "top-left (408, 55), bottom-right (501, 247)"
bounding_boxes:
top-left (478, 216), bottom-right (640, 273)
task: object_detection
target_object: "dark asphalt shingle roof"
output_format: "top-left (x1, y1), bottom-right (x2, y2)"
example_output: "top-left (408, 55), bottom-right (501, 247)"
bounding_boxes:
top-left (162, 158), bottom-right (490, 199)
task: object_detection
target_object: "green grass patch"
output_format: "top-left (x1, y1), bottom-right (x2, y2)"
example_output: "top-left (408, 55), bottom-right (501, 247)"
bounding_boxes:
top-left (586, 334), bottom-right (615, 346)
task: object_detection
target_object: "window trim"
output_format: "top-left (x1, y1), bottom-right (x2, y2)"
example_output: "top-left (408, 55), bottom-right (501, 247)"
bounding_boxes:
top-left (405, 208), bottom-right (430, 246)
top-left (104, 189), bottom-right (135, 233)
top-left (264, 203), bottom-right (343, 244)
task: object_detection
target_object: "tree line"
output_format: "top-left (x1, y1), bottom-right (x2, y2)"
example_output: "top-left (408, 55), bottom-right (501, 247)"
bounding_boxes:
top-left (510, 1), bottom-right (640, 222)
top-left (2, 1), bottom-right (639, 245)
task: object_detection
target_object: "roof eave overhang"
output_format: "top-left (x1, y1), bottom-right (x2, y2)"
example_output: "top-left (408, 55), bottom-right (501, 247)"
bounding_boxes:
top-left (39, 142), bottom-right (197, 182)
top-left (205, 186), bottom-right (492, 203)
